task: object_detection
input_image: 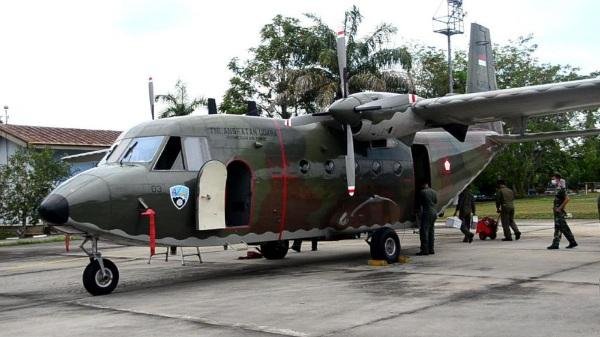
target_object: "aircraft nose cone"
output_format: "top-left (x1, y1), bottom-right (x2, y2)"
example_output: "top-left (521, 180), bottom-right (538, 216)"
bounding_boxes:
top-left (38, 194), bottom-right (69, 225)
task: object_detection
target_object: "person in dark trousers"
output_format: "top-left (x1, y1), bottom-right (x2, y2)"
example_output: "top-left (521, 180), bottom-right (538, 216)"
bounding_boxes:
top-left (417, 182), bottom-right (438, 256)
top-left (291, 239), bottom-right (318, 252)
top-left (454, 187), bottom-right (475, 243)
top-left (495, 180), bottom-right (521, 241)
top-left (547, 174), bottom-right (577, 249)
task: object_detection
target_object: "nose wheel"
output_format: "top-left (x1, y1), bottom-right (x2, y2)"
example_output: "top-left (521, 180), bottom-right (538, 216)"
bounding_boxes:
top-left (83, 259), bottom-right (119, 295)
top-left (80, 236), bottom-right (119, 295)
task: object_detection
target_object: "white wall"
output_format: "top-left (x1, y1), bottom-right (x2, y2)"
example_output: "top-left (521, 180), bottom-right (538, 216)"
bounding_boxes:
top-left (0, 137), bottom-right (22, 166)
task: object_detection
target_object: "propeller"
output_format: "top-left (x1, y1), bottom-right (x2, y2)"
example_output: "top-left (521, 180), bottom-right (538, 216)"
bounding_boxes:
top-left (336, 30), bottom-right (356, 197)
top-left (148, 77), bottom-right (155, 120)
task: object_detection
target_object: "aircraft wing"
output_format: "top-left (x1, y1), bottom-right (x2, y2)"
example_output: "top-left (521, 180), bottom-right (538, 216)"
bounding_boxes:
top-left (412, 78), bottom-right (600, 126)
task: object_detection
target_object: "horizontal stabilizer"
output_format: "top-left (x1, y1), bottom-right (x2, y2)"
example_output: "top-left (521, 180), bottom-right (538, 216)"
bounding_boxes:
top-left (488, 129), bottom-right (600, 144)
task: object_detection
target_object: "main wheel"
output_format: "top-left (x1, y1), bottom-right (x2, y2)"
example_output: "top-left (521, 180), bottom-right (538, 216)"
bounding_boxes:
top-left (490, 232), bottom-right (497, 240)
top-left (260, 240), bottom-right (289, 259)
top-left (370, 227), bottom-right (400, 263)
top-left (479, 233), bottom-right (487, 240)
top-left (83, 259), bottom-right (119, 296)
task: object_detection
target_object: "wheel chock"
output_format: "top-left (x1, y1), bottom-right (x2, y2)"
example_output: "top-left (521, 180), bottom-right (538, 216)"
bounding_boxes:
top-left (368, 259), bottom-right (389, 266)
top-left (397, 256), bottom-right (410, 264)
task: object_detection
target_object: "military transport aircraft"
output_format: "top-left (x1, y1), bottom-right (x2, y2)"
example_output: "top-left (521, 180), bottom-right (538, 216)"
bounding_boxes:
top-left (39, 23), bottom-right (600, 295)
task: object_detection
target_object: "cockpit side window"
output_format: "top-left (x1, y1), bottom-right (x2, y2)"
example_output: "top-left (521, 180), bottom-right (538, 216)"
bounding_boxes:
top-left (182, 137), bottom-right (211, 171)
top-left (155, 137), bottom-right (185, 170)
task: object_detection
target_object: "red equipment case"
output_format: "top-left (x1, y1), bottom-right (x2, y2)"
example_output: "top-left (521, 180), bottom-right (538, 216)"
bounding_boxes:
top-left (476, 216), bottom-right (498, 240)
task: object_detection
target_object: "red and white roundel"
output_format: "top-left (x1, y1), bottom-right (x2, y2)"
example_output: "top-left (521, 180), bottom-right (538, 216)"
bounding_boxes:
top-left (443, 159), bottom-right (451, 172)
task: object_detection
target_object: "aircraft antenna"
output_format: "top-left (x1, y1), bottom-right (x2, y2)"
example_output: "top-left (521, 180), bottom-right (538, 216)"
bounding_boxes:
top-left (148, 77), bottom-right (155, 120)
top-left (2, 105), bottom-right (8, 124)
top-left (433, 0), bottom-right (465, 94)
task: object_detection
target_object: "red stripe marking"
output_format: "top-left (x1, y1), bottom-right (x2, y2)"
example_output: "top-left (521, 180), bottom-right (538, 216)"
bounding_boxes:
top-left (272, 120), bottom-right (288, 240)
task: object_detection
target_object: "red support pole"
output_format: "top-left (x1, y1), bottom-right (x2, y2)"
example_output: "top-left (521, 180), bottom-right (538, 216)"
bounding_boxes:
top-left (141, 209), bottom-right (156, 256)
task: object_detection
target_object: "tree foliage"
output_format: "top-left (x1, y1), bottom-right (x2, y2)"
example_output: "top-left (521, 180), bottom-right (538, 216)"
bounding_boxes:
top-left (0, 148), bottom-right (70, 231)
top-left (221, 7), bottom-right (599, 196)
top-left (220, 6), bottom-right (412, 118)
top-left (155, 80), bottom-right (206, 118)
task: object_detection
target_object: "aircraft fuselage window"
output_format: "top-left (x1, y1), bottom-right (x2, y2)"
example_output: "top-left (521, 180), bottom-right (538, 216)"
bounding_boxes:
top-left (393, 161), bottom-right (403, 176)
top-left (325, 160), bottom-right (335, 174)
top-left (155, 136), bottom-right (185, 170)
top-left (299, 159), bottom-right (310, 174)
top-left (120, 136), bottom-right (163, 164)
top-left (372, 160), bottom-right (382, 175)
top-left (183, 137), bottom-right (211, 171)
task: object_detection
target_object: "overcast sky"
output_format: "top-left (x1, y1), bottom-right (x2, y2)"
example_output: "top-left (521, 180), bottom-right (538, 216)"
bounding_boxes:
top-left (0, 0), bottom-right (598, 131)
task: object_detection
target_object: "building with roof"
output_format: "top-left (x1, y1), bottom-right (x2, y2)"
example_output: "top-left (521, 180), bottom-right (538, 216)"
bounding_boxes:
top-left (0, 124), bottom-right (121, 175)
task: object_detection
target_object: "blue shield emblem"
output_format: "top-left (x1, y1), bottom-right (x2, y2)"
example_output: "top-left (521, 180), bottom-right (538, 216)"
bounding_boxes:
top-left (169, 185), bottom-right (190, 210)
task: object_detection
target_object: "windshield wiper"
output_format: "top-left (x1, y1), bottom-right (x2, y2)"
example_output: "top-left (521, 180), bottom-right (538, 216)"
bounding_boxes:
top-left (119, 141), bottom-right (138, 166)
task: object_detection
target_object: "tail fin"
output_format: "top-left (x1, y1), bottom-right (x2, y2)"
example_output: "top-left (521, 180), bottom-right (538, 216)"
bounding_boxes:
top-left (467, 23), bottom-right (503, 133)
top-left (467, 23), bottom-right (497, 93)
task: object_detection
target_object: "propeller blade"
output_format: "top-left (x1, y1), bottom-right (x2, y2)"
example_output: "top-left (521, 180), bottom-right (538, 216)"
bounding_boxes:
top-left (148, 77), bottom-right (155, 120)
top-left (345, 124), bottom-right (356, 196)
top-left (336, 30), bottom-right (348, 98)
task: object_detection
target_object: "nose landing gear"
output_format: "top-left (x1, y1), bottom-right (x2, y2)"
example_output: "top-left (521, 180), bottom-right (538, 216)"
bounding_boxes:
top-left (80, 236), bottom-right (119, 295)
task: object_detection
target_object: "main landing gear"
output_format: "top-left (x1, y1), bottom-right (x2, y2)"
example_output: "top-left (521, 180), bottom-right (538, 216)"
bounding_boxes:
top-left (367, 227), bottom-right (401, 263)
top-left (260, 240), bottom-right (289, 259)
top-left (80, 236), bottom-right (119, 296)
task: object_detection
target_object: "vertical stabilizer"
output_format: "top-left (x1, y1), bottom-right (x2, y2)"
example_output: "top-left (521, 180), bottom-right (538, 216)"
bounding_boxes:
top-left (467, 23), bottom-right (497, 92)
top-left (468, 23), bottom-right (503, 133)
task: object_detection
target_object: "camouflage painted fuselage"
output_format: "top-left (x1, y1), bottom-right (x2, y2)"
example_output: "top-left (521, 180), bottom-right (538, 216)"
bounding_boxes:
top-left (47, 114), bottom-right (500, 247)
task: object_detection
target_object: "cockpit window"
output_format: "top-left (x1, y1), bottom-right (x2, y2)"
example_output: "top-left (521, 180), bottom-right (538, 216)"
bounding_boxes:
top-left (99, 138), bottom-right (132, 165)
top-left (155, 137), bottom-right (185, 170)
top-left (119, 136), bottom-right (164, 163)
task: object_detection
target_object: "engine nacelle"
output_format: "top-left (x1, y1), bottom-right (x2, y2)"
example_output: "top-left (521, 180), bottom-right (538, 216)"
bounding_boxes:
top-left (352, 107), bottom-right (426, 142)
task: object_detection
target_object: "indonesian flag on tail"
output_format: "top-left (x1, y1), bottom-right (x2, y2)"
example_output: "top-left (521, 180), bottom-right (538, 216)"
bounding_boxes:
top-left (478, 54), bottom-right (487, 67)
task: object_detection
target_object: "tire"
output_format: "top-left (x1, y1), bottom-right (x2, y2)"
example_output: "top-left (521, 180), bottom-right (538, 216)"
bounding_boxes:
top-left (83, 259), bottom-right (119, 296)
top-left (260, 240), bottom-right (289, 259)
top-left (370, 228), bottom-right (400, 263)
top-left (479, 233), bottom-right (487, 240)
top-left (490, 232), bottom-right (497, 240)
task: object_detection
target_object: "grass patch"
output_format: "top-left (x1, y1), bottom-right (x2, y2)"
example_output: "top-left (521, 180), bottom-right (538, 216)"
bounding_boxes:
top-left (475, 193), bottom-right (600, 219)
top-left (0, 235), bottom-right (80, 247)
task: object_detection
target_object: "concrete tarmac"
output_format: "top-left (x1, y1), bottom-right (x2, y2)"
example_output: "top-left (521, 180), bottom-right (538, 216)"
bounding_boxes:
top-left (1, 220), bottom-right (599, 337)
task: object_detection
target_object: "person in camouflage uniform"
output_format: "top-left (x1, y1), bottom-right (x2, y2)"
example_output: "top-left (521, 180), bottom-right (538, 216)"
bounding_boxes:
top-left (547, 173), bottom-right (577, 249)
top-left (495, 180), bottom-right (521, 241)
top-left (417, 183), bottom-right (438, 256)
top-left (454, 187), bottom-right (476, 243)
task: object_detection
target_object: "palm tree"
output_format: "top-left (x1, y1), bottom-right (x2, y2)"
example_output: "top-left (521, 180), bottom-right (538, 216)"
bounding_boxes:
top-left (155, 80), bottom-right (206, 118)
top-left (291, 6), bottom-right (414, 112)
